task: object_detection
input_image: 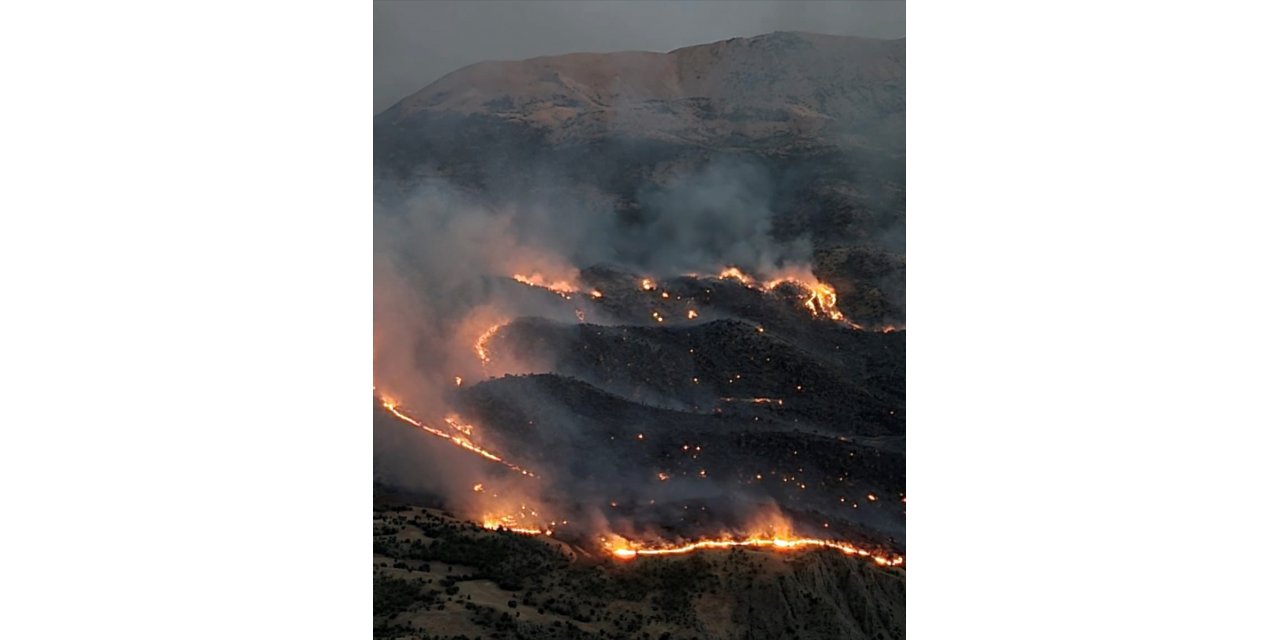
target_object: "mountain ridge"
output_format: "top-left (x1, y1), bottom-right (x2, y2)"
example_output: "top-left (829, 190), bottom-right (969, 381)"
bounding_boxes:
top-left (382, 31), bottom-right (904, 150)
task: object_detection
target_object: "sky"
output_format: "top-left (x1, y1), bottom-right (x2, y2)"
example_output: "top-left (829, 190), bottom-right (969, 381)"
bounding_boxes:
top-left (373, 0), bottom-right (905, 113)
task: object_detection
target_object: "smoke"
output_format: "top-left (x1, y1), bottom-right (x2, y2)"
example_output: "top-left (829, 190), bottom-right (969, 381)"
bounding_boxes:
top-left (372, 151), bottom-right (846, 543)
top-left (373, 156), bottom-right (816, 395)
top-left (625, 158), bottom-right (812, 274)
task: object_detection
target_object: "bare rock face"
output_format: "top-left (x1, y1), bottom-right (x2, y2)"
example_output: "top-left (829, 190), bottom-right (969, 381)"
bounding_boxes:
top-left (374, 32), bottom-right (905, 326)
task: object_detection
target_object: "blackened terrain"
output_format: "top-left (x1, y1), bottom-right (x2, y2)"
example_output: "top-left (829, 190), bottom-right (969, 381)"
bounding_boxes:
top-left (374, 30), bottom-right (907, 640)
top-left (451, 269), bottom-right (905, 549)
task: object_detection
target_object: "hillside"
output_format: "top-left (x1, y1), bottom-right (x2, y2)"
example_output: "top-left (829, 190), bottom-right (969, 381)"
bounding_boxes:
top-left (374, 498), bottom-right (905, 640)
top-left (374, 32), bottom-right (905, 326)
top-left (373, 31), bottom-right (908, 640)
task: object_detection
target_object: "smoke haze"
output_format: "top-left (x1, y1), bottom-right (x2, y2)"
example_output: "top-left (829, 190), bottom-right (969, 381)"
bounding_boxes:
top-left (374, 0), bottom-right (905, 113)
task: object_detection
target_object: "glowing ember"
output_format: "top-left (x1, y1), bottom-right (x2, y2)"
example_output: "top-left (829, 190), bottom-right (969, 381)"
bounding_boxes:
top-left (472, 483), bottom-right (484, 493)
top-left (454, 376), bottom-right (463, 387)
top-left (687, 309), bottom-right (699, 319)
top-left (720, 397), bottom-right (784, 405)
top-left (640, 278), bottom-right (655, 291)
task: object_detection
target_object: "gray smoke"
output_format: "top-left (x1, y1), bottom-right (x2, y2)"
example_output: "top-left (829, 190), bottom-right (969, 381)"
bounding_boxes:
top-left (371, 153), bottom-right (816, 520)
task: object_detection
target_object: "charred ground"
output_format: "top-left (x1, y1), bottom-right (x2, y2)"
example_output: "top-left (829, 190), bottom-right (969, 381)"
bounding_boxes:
top-left (374, 30), bottom-right (906, 640)
top-left (447, 268), bottom-right (906, 549)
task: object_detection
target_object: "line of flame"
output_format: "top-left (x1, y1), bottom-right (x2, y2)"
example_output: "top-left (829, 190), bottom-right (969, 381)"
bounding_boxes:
top-left (608, 537), bottom-right (903, 566)
top-left (378, 395), bottom-right (536, 477)
top-left (474, 323), bottom-right (502, 363)
top-left (512, 273), bottom-right (577, 299)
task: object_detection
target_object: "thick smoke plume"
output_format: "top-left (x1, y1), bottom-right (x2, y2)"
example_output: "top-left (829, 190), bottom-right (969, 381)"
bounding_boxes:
top-left (373, 154), bottom-right (836, 544)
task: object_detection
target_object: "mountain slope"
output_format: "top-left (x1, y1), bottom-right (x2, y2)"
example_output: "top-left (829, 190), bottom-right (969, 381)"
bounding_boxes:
top-left (374, 32), bottom-right (906, 326)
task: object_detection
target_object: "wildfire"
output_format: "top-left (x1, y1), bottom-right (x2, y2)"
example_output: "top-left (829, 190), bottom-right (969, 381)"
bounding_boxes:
top-left (719, 267), bottom-right (755, 285)
top-left (474, 323), bottom-right (502, 363)
top-left (377, 394), bottom-right (536, 477)
top-left (601, 506), bottom-right (902, 567)
top-left (443, 415), bottom-right (474, 436)
top-left (512, 273), bottom-right (578, 299)
top-left (720, 397), bottom-right (784, 405)
top-left (606, 536), bottom-right (903, 567)
top-left (799, 282), bottom-right (844, 321)
top-left (482, 514), bottom-right (552, 536)
top-left (717, 266), bottom-right (852, 325)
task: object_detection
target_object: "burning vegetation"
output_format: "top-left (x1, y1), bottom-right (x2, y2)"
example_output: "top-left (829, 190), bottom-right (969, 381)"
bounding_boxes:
top-left (373, 263), bottom-right (904, 570)
top-left (377, 394), bottom-right (536, 478)
top-left (372, 30), bottom-right (908, 640)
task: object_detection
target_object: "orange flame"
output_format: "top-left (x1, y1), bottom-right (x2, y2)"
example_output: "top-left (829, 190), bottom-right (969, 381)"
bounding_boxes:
top-left (512, 273), bottom-right (578, 299)
top-left (474, 323), bottom-right (502, 363)
top-left (719, 267), bottom-right (756, 286)
top-left (720, 397), bottom-right (784, 405)
top-left (377, 394), bottom-right (536, 477)
top-left (482, 515), bottom-right (552, 536)
top-left (718, 266), bottom-right (852, 325)
top-left (600, 507), bottom-right (902, 567)
top-left (605, 536), bottom-right (902, 566)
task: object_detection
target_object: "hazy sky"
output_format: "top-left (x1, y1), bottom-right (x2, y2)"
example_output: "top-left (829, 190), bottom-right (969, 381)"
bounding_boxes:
top-left (373, 0), bottom-right (905, 113)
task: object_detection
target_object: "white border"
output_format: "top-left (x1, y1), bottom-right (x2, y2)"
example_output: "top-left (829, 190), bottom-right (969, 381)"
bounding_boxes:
top-left (1, 2), bottom-right (371, 637)
top-left (2, 2), bottom-right (1278, 638)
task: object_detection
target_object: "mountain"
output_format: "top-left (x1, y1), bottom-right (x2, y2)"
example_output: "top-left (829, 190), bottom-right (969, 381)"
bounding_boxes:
top-left (373, 32), bottom-right (907, 640)
top-left (374, 32), bottom-right (905, 326)
top-left (374, 500), bottom-right (905, 640)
